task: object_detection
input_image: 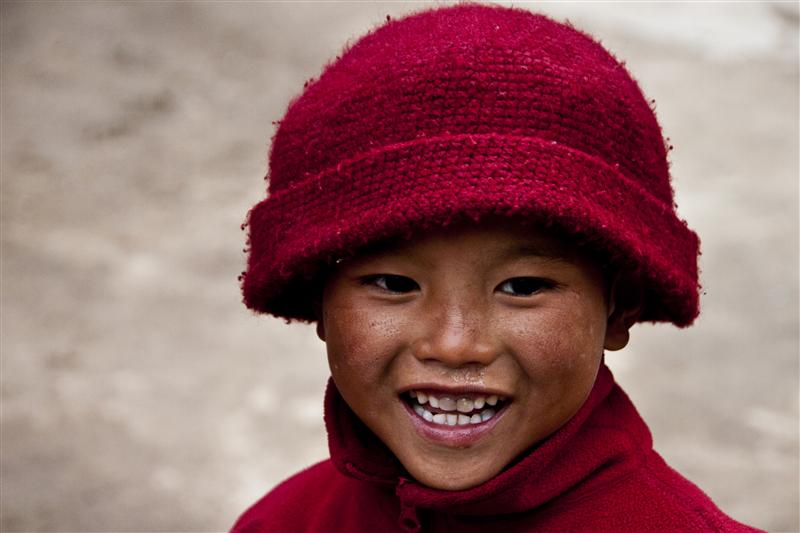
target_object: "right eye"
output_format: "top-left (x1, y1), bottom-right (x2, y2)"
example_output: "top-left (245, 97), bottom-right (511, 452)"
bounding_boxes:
top-left (361, 274), bottom-right (420, 294)
top-left (495, 277), bottom-right (553, 297)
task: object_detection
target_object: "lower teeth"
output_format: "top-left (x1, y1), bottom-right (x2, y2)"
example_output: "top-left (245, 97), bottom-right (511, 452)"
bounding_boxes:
top-left (413, 404), bottom-right (496, 426)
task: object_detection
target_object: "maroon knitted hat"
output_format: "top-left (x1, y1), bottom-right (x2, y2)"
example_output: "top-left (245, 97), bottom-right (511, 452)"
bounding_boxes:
top-left (241, 3), bottom-right (700, 326)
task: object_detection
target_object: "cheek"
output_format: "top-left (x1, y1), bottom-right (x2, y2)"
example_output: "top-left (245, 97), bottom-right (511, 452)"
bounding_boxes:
top-left (323, 298), bottom-right (403, 395)
top-left (508, 291), bottom-right (607, 381)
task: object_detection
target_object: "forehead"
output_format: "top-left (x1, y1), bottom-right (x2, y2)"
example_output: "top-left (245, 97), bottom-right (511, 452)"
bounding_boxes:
top-left (350, 220), bottom-right (588, 266)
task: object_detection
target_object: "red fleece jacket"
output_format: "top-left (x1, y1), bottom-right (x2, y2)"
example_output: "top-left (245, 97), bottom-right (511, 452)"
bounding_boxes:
top-left (232, 365), bottom-right (761, 532)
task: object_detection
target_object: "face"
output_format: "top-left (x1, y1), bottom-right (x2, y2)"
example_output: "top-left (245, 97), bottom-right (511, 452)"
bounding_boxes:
top-left (319, 222), bottom-right (634, 491)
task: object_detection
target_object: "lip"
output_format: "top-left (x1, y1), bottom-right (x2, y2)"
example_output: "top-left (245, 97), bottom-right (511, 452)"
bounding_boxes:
top-left (400, 393), bottom-right (509, 447)
top-left (399, 383), bottom-right (511, 397)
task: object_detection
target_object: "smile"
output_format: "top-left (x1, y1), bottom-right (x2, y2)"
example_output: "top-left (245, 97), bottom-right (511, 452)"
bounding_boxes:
top-left (405, 390), bottom-right (508, 427)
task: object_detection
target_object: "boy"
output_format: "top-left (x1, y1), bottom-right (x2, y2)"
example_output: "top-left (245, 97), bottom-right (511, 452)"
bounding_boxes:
top-left (233, 4), bottom-right (761, 532)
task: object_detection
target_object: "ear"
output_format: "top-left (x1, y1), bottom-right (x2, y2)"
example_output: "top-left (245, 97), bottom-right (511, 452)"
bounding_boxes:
top-left (312, 299), bottom-right (326, 341)
top-left (604, 272), bottom-right (644, 351)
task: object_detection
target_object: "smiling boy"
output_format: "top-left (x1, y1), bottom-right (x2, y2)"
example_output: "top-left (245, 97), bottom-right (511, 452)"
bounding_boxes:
top-left (319, 221), bottom-right (625, 493)
top-left (232, 4), bottom-right (760, 532)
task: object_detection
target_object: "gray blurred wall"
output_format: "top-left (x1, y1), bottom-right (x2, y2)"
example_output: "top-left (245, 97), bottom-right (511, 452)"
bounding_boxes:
top-left (2, 1), bottom-right (798, 531)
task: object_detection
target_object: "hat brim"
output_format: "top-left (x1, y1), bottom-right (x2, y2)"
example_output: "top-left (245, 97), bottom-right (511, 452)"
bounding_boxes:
top-left (242, 133), bottom-right (699, 326)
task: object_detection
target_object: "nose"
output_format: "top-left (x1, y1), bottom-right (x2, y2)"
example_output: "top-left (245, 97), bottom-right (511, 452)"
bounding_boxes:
top-left (411, 297), bottom-right (502, 368)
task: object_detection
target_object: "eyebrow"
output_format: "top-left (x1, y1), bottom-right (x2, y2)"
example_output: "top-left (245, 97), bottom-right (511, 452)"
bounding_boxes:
top-left (354, 239), bottom-right (404, 259)
top-left (499, 243), bottom-right (566, 261)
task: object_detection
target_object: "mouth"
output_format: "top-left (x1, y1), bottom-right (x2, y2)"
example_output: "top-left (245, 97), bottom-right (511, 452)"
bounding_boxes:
top-left (402, 389), bottom-right (510, 428)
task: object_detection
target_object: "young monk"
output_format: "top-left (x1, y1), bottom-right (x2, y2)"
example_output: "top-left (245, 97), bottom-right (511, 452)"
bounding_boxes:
top-left (232, 3), bottom-right (762, 532)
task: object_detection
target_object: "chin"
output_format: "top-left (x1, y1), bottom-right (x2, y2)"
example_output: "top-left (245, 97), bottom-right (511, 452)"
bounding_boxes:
top-left (425, 476), bottom-right (486, 491)
top-left (402, 455), bottom-right (502, 491)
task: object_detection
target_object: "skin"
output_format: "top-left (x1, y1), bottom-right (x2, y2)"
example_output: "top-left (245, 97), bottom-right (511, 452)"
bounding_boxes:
top-left (317, 222), bottom-right (642, 491)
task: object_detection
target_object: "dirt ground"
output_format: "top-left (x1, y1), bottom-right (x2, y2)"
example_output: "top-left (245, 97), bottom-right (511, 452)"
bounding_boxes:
top-left (2, 2), bottom-right (798, 531)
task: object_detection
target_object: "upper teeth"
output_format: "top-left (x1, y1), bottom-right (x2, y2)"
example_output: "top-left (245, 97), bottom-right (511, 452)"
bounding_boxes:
top-left (410, 390), bottom-right (501, 410)
top-left (408, 390), bottom-right (505, 426)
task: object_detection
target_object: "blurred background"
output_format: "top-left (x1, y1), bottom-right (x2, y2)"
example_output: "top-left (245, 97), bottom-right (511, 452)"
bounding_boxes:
top-left (2, 1), bottom-right (797, 531)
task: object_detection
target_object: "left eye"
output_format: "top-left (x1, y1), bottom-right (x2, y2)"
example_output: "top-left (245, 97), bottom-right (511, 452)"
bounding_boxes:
top-left (496, 277), bottom-right (552, 297)
top-left (362, 274), bottom-right (420, 294)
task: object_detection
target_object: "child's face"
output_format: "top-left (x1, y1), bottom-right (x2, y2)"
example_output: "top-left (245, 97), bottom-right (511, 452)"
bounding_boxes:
top-left (319, 222), bottom-right (627, 491)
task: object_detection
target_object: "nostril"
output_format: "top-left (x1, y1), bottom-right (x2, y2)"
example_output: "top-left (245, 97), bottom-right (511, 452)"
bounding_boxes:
top-left (410, 338), bottom-right (435, 360)
top-left (411, 334), bottom-right (502, 367)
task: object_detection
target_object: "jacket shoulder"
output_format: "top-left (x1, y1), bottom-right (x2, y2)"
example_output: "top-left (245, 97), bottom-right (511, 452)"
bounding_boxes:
top-left (230, 460), bottom-right (342, 533)
top-left (536, 449), bottom-right (764, 533)
top-left (636, 451), bottom-right (764, 532)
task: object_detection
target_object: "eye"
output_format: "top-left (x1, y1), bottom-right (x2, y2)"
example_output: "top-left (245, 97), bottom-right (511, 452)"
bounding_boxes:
top-left (496, 277), bottom-right (553, 297)
top-left (362, 274), bottom-right (420, 294)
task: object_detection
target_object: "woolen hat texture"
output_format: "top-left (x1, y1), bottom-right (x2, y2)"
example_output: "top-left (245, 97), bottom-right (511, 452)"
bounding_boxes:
top-left (241, 2), bottom-right (700, 326)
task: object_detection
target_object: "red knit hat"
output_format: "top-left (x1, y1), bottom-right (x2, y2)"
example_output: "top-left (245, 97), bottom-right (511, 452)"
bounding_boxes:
top-left (241, 2), bottom-right (700, 326)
